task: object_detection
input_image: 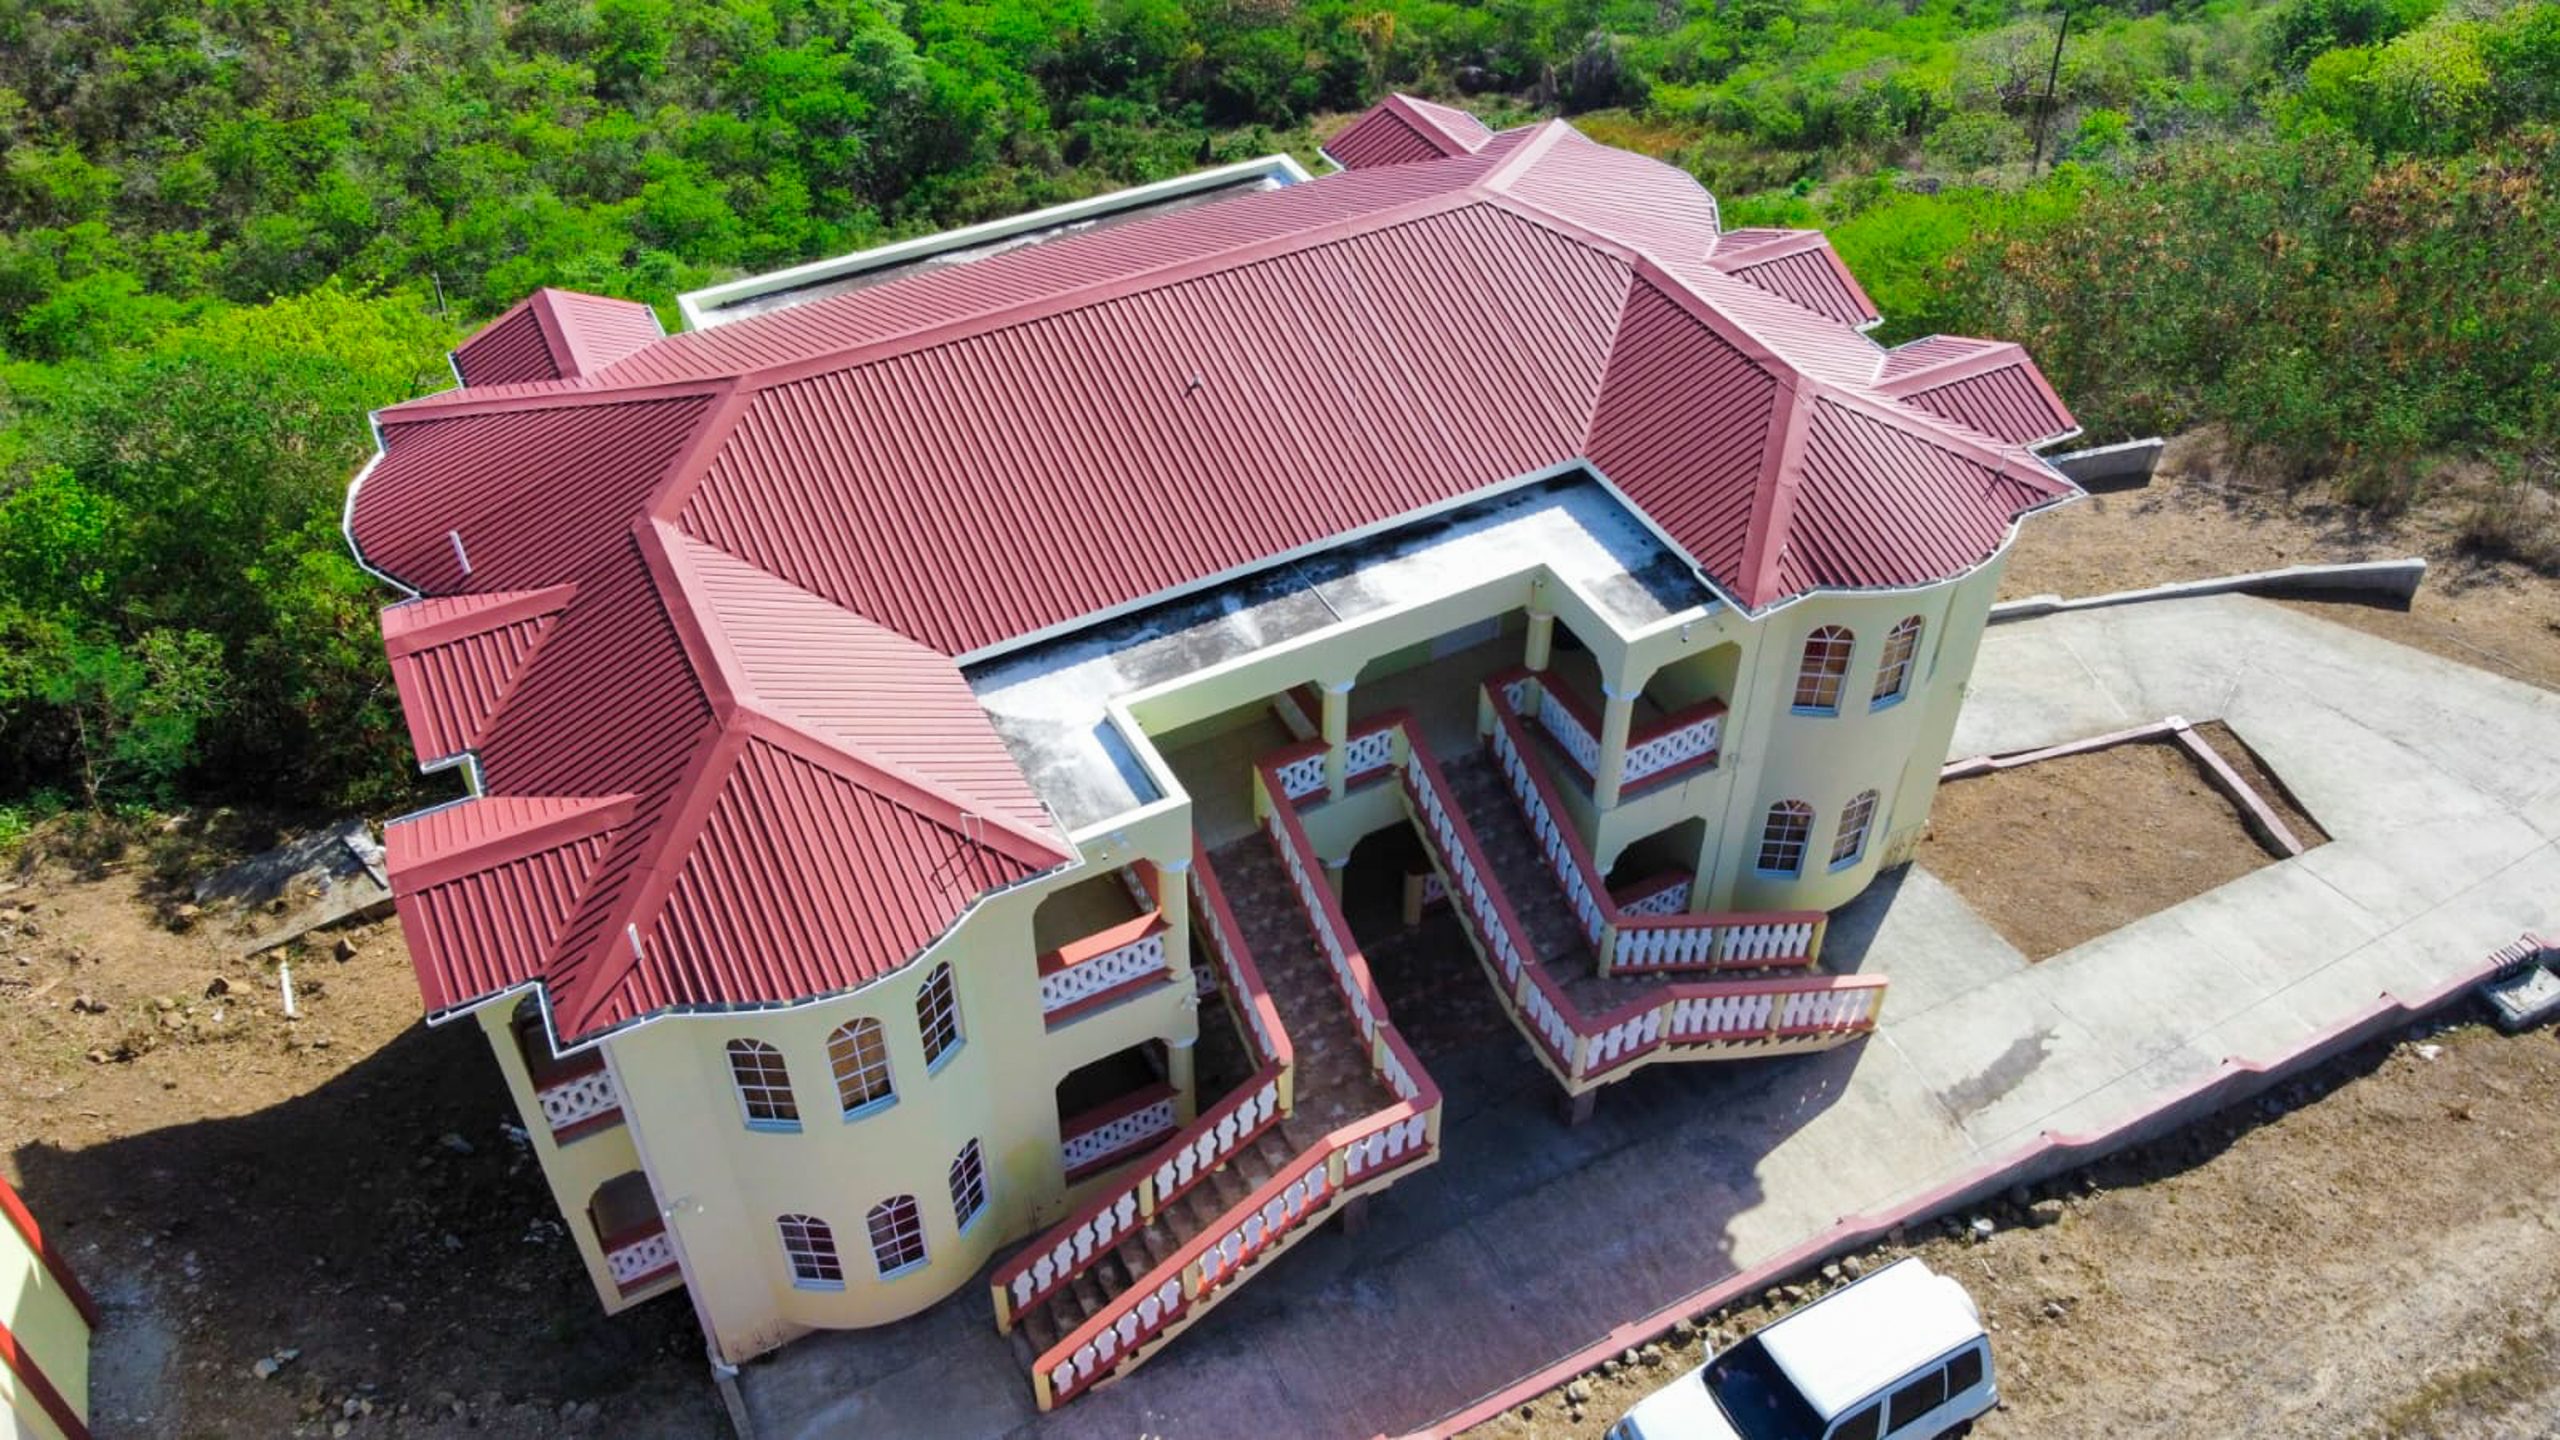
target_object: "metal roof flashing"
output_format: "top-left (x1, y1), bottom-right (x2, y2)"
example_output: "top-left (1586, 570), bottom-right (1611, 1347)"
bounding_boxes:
top-left (676, 155), bottom-right (1313, 330)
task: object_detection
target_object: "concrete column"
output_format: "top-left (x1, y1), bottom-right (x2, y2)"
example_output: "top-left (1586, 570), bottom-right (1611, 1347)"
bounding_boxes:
top-left (1168, 1033), bottom-right (1199, 1125)
top-left (1321, 679), bottom-right (1353, 800)
top-left (1323, 854), bottom-right (1348, 899)
top-left (1592, 682), bottom-right (1637, 809)
top-left (1524, 609), bottom-right (1557, 673)
top-left (1687, 823), bottom-right (1722, 914)
top-left (1157, 856), bottom-right (1192, 942)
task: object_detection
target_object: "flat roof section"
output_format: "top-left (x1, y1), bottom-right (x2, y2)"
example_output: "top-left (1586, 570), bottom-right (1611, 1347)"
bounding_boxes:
top-left (677, 156), bottom-right (1309, 329)
top-left (966, 477), bottom-right (1710, 832)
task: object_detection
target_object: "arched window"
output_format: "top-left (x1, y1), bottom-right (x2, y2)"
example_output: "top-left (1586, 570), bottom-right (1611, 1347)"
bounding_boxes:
top-left (948, 1139), bottom-right (989, 1232)
top-left (1793, 627), bottom-right (1854, 713)
top-left (726, 1039), bottom-right (799, 1129)
top-left (777, 1213), bottom-right (843, 1289)
top-left (917, 963), bottom-right (964, 1070)
top-left (868, 1194), bottom-right (928, 1276)
top-left (827, 1018), bottom-right (895, 1117)
top-left (1872, 617), bottom-right (1923, 706)
top-left (1831, 790), bottom-right (1879, 869)
top-left (1757, 801), bottom-right (1814, 876)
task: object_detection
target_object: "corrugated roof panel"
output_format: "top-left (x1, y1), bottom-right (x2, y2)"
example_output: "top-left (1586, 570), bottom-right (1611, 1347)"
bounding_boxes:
top-left (1498, 126), bottom-right (1722, 267)
top-left (1777, 398), bottom-right (2062, 595)
top-left (353, 397), bottom-right (713, 594)
top-left (1327, 107), bottom-right (1456, 169)
top-left (677, 535), bottom-right (1059, 839)
top-left (1902, 366), bottom-right (2076, 447)
top-left (386, 793), bottom-right (633, 1013)
top-left (541, 291), bottom-right (665, 376)
top-left (452, 305), bottom-right (562, 387)
top-left (381, 588), bottom-right (576, 765)
top-left (1713, 238), bottom-right (1881, 329)
top-left (1585, 280), bottom-right (1785, 590)
top-left (679, 202), bottom-right (1625, 655)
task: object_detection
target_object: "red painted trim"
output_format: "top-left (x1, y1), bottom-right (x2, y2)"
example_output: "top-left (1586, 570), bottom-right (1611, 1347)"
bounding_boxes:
top-left (614, 1259), bottom-right (682, 1296)
top-left (1607, 869), bottom-right (1690, 910)
top-left (0, 1315), bottom-right (88, 1440)
top-left (1398, 938), bottom-right (2523, 1440)
top-left (596, 1216), bottom-right (667, 1252)
top-left (1059, 1081), bottom-right (1179, 1143)
top-left (0, 1177), bottom-right (99, 1329)
top-left (549, 1107), bottom-right (627, 1144)
top-left (1036, 913), bottom-right (1167, 975)
top-left (1191, 840), bottom-right (1294, 1072)
top-left (1629, 694), bottom-right (1728, 745)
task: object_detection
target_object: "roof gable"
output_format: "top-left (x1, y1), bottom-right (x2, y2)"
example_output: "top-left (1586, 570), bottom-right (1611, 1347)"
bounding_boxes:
top-left (381, 586), bottom-right (576, 765)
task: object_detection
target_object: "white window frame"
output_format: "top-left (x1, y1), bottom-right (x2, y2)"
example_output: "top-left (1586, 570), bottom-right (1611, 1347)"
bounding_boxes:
top-left (827, 1017), bottom-right (896, 1119)
top-left (867, 1194), bottom-right (929, 1277)
top-left (776, 1213), bottom-right (844, 1290)
top-left (1793, 626), bottom-right (1854, 714)
top-left (917, 963), bottom-right (964, 1072)
top-left (1757, 800), bottom-right (1814, 876)
top-left (1830, 789), bottom-right (1879, 870)
top-left (948, 1139), bottom-right (990, 1233)
top-left (1871, 617), bottom-right (1922, 708)
top-left (726, 1038), bottom-right (800, 1132)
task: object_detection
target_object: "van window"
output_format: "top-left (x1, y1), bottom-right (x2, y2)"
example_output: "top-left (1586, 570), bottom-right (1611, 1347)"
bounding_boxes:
top-left (1946, 1346), bottom-right (1985, 1394)
top-left (1886, 1367), bottom-right (1948, 1431)
top-left (1832, 1402), bottom-right (1881, 1440)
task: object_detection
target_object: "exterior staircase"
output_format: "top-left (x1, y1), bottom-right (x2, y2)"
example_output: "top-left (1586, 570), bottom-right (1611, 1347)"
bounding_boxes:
top-left (989, 694), bottom-right (1883, 1410)
top-left (990, 804), bottom-right (1438, 1411)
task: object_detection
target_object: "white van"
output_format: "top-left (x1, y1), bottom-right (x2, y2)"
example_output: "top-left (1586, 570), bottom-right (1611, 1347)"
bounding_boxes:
top-left (1607, 1259), bottom-right (1995, 1440)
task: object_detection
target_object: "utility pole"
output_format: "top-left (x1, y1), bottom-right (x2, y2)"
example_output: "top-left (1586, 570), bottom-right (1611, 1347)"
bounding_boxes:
top-left (2029, 1), bottom-right (2071, 174)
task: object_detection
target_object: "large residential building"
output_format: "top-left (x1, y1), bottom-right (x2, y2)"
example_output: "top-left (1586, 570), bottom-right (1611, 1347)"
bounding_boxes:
top-left (346, 95), bottom-right (2078, 1411)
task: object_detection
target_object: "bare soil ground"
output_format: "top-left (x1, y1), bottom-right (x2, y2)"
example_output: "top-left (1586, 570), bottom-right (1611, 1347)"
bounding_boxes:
top-left (2001, 431), bottom-right (2560, 694)
top-left (0, 817), bottom-right (718, 1440)
top-left (1471, 1020), bottom-right (2560, 1440)
top-left (1918, 738), bottom-right (2289, 961)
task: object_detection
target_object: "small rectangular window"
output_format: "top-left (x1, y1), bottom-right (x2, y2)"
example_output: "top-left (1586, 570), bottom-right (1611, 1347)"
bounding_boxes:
top-left (1946, 1346), bottom-right (1985, 1394)
top-left (1887, 1368), bottom-right (1949, 1431)
top-left (1832, 1403), bottom-right (1881, 1440)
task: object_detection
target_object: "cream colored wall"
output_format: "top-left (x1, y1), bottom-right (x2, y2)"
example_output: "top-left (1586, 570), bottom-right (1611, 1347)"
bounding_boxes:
top-left (589, 803), bottom-right (1199, 1364)
top-left (2, 1214), bottom-right (88, 1440)
top-left (491, 526), bottom-right (2022, 1359)
top-left (474, 1005), bottom-right (660, 1314)
top-left (1704, 557), bottom-right (2006, 914)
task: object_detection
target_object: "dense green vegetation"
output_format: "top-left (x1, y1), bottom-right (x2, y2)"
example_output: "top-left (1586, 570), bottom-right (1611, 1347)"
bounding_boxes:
top-left (0, 0), bottom-right (2554, 820)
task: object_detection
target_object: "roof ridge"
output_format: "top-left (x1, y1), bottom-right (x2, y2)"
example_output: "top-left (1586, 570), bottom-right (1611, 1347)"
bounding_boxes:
top-left (641, 521), bottom-right (1070, 857)
top-left (388, 792), bottom-right (639, 894)
top-left (381, 584), bottom-right (578, 657)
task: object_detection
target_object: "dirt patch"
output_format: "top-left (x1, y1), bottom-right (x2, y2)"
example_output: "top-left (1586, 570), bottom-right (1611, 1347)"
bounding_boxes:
top-left (2002, 431), bottom-right (2560, 694)
top-left (2187, 720), bottom-right (2329, 851)
top-left (1916, 738), bottom-right (2288, 961)
top-left (0, 820), bottom-right (719, 1439)
top-left (1468, 1019), bottom-right (2560, 1440)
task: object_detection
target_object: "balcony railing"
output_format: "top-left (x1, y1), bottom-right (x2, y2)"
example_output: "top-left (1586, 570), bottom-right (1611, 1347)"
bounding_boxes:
top-left (1526, 673), bottom-right (1724, 799)
top-left (1038, 912), bottom-right (1173, 1026)
top-left (1488, 672), bottom-right (1826, 976)
top-left (600, 1218), bottom-right (679, 1295)
top-left (992, 842), bottom-right (1295, 1335)
top-left (532, 1056), bottom-right (624, 1140)
top-left (1402, 704), bottom-right (1882, 1088)
top-left (1060, 1082), bottom-right (1182, 1180)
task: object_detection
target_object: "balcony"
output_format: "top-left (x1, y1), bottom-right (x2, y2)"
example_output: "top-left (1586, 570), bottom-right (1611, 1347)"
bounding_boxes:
top-left (589, 1170), bottom-right (679, 1298)
top-left (1034, 871), bottom-right (1175, 1028)
top-left (513, 997), bottom-right (623, 1142)
top-left (1528, 659), bottom-right (1724, 801)
top-left (1058, 1080), bottom-right (1181, 1181)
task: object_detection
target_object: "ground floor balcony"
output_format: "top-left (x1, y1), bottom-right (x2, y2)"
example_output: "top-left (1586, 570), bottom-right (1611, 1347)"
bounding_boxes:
top-left (588, 1170), bottom-right (680, 1301)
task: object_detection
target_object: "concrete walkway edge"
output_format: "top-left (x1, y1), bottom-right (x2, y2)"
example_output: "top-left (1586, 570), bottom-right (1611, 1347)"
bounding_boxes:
top-left (1989, 559), bottom-right (2427, 623)
top-left (1401, 938), bottom-right (2519, 1439)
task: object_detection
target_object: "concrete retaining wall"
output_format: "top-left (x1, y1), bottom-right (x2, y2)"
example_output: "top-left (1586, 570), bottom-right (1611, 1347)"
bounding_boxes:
top-left (1991, 558), bottom-right (2428, 625)
top-left (2050, 437), bottom-right (2165, 490)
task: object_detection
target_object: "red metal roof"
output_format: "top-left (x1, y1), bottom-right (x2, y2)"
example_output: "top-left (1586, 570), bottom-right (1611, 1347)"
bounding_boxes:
top-left (1324, 93), bottom-right (1494, 170)
top-left (450, 289), bottom-right (665, 387)
top-left (1708, 229), bottom-right (1881, 329)
top-left (351, 99), bottom-right (2077, 1039)
top-left (381, 587), bottom-right (575, 765)
top-left (1874, 336), bottom-right (2079, 447)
